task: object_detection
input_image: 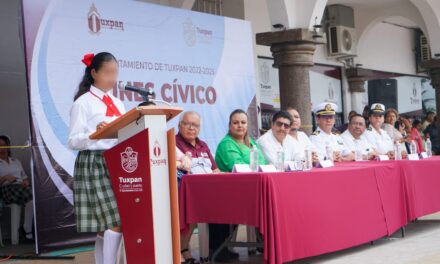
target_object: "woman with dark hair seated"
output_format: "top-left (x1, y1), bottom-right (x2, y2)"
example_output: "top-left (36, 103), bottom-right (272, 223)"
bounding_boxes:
top-left (0, 135), bottom-right (33, 242)
top-left (410, 119), bottom-right (425, 153)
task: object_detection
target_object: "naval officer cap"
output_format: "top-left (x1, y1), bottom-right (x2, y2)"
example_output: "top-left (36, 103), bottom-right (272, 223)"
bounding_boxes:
top-left (369, 103), bottom-right (385, 115)
top-left (313, 102), bottom-right (338, 116)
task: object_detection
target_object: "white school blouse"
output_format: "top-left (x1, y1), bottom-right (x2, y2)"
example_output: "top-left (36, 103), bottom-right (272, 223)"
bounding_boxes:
top-left (68, 85), bottom-right (126, 151)
top-left (0, 157), bottom-right (28, 184)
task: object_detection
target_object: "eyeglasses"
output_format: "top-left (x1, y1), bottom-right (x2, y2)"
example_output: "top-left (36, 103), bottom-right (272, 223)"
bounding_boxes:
top-left (275, 121), bottom-right (291, 129)
top-left (180, 121), bottom-right (200, 129)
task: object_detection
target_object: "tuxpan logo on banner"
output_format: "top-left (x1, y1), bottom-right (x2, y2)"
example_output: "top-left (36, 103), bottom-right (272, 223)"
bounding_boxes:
top-left (28, 0), bottom-right (256, 251)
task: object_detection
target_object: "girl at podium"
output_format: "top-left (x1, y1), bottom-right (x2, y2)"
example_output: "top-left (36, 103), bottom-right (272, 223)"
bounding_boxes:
top-left (68, 52), bottom-right (126, 264)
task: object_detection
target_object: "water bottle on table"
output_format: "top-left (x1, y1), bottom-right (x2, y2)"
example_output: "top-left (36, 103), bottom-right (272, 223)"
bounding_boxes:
top-left (249, 145), bottom-right (259, 172)
top-left (275, 149), bottom-right (285, 172)
top-left (410, 140), bottom-right (417, 155)
top-left (325, 145), bottom-right (334, 161)
top-left (394, 142), bottom-right (402, 160)
top-left (354, 140), bottom-right (363, 161)
top-left (304, 147), bottom-right (313, 170)
top-left (426, 138), bottom-right (432, 157)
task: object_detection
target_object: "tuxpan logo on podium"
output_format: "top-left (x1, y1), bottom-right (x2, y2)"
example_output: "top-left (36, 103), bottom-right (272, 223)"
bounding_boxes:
top-left (120, 147), bottom-right (138, 173)
top-left (153, 140), bottom-right (162, 157)
top-left (151, 140), bottom-right (167, 167)
top-left (118, 176), bottom-right (144, 193)
top-left (119, 147), bottom-right (143, 193)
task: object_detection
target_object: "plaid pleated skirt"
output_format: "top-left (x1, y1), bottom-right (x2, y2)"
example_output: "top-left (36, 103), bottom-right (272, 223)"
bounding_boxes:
top-left (73, 150), bottom-right (120, 232)
top-left (0, 184), bottom-right (32, 205)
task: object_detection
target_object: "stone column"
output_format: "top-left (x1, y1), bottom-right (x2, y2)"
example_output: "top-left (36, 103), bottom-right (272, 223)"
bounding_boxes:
top-left (256, 29), bottom-right (323, 135)
top-left (345, 67), bottom-right (373, 114)
top-left (422, 60), bottom-right (440, 128)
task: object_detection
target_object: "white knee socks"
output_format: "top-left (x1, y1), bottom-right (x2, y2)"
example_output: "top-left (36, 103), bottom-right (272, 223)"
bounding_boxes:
top-left (95, 234), bottom-right (104, 264)
top-left (103, 229), bottom-right (122, 264)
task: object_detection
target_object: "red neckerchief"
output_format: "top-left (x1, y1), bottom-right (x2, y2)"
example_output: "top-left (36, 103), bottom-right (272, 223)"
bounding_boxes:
top-left (89, 90), bottom-right (122, 117)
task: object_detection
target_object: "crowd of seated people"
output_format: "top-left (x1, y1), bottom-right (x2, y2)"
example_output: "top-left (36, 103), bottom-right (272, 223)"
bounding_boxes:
top-left (174, 102), bottom-right (437, 263)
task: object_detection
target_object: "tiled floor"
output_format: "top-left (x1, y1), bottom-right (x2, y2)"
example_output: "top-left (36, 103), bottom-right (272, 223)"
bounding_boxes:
top-left (2, 213), bottom-right (440, 263)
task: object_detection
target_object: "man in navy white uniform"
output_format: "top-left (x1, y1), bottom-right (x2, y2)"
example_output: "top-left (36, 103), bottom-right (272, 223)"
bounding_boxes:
top-left (309, 102), bottom-right (354, 162)
top-left (364, 103), bottom-right (407, 159)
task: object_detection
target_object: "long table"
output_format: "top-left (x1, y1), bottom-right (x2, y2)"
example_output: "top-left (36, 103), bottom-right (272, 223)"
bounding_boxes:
top-left (178, 157), bottom-right (440, 264)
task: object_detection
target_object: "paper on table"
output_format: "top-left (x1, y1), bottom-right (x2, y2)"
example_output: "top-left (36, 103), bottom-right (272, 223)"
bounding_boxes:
top-left (259, 165), bottom-right (278, 172)
top-left (378, 155), bottom-right (389, 161)
top-left (318, 159), bottom-right (334, 168)
top-left (232, 164), bottom-right (252, 173)
top-left (407, 154), bottom-right (420, 160)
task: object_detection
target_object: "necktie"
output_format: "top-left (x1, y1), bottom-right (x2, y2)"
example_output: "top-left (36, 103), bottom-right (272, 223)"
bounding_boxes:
top-left (102, 95), bottom-right (122, 117)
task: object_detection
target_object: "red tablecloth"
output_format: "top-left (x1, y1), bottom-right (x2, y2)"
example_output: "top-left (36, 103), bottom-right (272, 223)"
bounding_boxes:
top-left (337, 161), bottom-right (408, 235)
top-left (399, 158), bottom-right (440, 220)
top-left (179, 157), bottom-right (440, 264)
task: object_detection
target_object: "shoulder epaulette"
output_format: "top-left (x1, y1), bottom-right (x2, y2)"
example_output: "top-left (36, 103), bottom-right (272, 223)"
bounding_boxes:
top-left (311, 130), bottom-right (320, 136)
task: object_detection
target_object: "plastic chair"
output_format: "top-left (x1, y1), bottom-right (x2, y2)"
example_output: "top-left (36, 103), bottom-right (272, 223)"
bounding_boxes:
top-left (0, 202), bottom-right (21, 246)
top-left (8, 204), bottom-right (21, 245)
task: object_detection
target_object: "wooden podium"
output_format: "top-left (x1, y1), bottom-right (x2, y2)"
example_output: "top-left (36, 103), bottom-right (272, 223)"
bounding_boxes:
top-left (90, 105), bottom-right (183, 264)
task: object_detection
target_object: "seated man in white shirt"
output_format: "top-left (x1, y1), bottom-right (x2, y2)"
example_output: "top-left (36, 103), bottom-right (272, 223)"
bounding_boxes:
top-left (309, 103), bottom-right (354, 162)
top-left (341, 114), bottom-right (378, 160)
top-left (257, 110), bottom-right (301, 166)
top-left (286, 107), bottom-right (319, 164)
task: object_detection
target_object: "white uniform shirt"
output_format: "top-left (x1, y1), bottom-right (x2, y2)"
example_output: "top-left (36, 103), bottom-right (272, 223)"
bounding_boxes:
top-left (309, 127), bottom-right (350, 160)
top-left (382, 123), bottom-right (406, 150)
top-left (257, 129), bottom-right (302, 165)
top-left (289, 131), bottom-right (316, 160)
top-left (68, 85), bottom-right (126, 151)
top-left (364, 125), bottom-right (394, 155)
top-left (341, 130), bottom-right (375, 155)
top-left (0, 157), bottom-right (28, 184)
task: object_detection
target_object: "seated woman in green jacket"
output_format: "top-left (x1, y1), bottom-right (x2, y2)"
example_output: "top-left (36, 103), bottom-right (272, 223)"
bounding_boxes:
top-left (210, 109), bottom-right (266, 261)
top-left (215, 109), bottom-right (266, 172)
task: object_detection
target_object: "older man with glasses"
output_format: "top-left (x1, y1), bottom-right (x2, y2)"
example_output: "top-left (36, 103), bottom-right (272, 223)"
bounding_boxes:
top-left (176, 111), bottom-right (219, 264)
top-left (176, 111), bottom-right (220, 174)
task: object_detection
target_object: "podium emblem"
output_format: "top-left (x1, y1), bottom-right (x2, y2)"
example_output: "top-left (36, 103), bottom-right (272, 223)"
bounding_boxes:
top-left (153, 141), bottom-right (161, 157)
top-left (120, 147), bottom-right (138, 173)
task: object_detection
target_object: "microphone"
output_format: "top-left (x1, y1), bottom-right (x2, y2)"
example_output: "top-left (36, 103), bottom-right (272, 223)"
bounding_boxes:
top-left (119, 82), bottom-right (156, 106)
top-left (117, 82), bottom-right (170, 106)
top-left (124, 85), bottom-right (155, 98)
